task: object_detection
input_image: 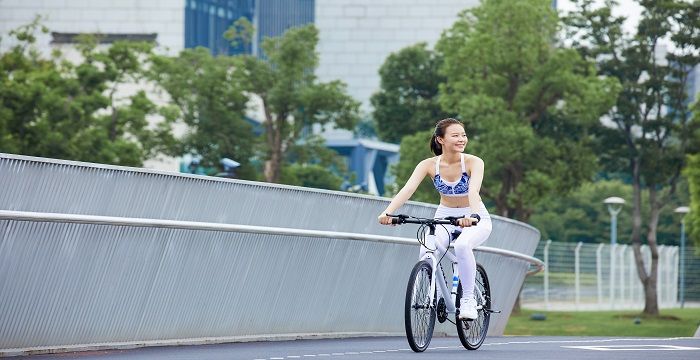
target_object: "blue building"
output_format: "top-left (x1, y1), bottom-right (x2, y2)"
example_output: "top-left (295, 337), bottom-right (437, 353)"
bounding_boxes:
top-left (185, 0), bottom-right (256, 56)
top-left (326, 138), bottom-right (399, 196)
top-left (185, 0), bottom-right (315, 57)
top-left (254, 0), bottom-right (315, 58)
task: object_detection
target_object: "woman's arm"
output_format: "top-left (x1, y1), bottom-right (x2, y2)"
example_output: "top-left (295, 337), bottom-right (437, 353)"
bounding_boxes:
top-left (457, 155), bottom-right (485, 228)
top-left (378, 159), bottom-right (430, 224)
top-left (467, 155), bottom-right (484, 211)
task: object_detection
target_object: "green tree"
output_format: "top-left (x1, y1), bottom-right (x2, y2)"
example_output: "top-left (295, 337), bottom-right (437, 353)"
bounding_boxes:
top-left (370, 43), bottom-right (452, 143)
top-left (228, 19), bottom-right (361, 183)
top-left (149, 47), bottom-right (258, 179)
top-left (564, 0), bottom-right (699, 315)
top-left (435, 0), bottom-right (619, 221)
top-left (684, 102), bottom-right (700, 249)
top-left (531, 179), bottom-right (689, 245)
top-left (0, 19), bottom-right (176, 166)
top-left (281, 134), bottom-right (347, 190)
top-left (389, 130), bottom-right (439, 203)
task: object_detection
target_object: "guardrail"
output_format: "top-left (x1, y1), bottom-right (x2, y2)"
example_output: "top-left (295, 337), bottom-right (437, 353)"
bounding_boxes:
top-left (0, 210), bottom-right (545, 273)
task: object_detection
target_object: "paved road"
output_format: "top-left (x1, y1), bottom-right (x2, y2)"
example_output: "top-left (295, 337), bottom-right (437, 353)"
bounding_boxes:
top-left (18, 336), bottom-right (700, 360)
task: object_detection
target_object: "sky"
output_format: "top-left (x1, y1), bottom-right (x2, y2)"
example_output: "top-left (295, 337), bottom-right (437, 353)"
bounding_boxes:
top-left (557, 0), bottom-right (643, 35)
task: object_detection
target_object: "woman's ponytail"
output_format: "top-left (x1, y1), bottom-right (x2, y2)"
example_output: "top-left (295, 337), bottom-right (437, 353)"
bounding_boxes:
top-left (430, 134), bottom-right (442, 155)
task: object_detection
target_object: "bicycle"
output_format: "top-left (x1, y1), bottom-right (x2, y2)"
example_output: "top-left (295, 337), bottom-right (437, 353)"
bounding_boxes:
top-left (387, 213), bottom-right (499, 352)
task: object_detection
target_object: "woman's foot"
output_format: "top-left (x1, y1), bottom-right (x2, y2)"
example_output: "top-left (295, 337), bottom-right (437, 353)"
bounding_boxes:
top-left (458, 297), bottom-right (478, 320)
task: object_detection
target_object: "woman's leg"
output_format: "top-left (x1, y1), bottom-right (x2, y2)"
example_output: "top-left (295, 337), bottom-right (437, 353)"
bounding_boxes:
top-left (453, 220), bottom-right (493, 300)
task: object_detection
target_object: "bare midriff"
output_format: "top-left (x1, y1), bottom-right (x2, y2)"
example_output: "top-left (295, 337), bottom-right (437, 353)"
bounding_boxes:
top-left (439, 196), bottom-right (471, 208)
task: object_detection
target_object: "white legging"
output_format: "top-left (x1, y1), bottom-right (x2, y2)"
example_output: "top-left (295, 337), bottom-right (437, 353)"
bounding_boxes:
top-left (419, 202), bottom-right (493, 301)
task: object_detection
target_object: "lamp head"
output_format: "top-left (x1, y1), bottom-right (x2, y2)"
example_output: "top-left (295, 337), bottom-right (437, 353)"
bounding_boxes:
top-left (675, 206), bottom-right (690, 214)
top-left (603, 197), bottom-right (626, 205)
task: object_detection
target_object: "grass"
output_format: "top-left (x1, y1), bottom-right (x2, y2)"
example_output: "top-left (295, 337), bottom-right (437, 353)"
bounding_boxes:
top-left (504, 308), bottom-right (700, 337)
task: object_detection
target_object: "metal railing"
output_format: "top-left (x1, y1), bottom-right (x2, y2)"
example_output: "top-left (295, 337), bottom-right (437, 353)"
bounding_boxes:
top-left (0, 210), bottom-right (545, 270)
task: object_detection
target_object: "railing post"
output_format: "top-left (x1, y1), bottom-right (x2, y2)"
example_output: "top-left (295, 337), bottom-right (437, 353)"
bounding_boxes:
top-left (544, 239), bottom-right (552, 310)
top-left (575, 242), bottom-right (583, 309)
top-left (596, 243), bottom-right (604, 306)
top-left (619, 244), bottom-right (626, 307)
top-left (610, 243), bottom-right (618, 309)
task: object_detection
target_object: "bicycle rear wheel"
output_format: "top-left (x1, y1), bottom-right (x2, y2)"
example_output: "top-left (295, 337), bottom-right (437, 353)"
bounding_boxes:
top-left (405, 260), bottom-right (436, 352)
top-left (455, 263), bottom-right (491, 350)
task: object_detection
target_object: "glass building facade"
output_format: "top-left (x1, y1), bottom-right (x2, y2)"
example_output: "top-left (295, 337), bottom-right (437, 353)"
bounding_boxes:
top-left (255, 0), bottom-right (315, 57)
top-left (185, 0), bottom-right (255, 55)
top-left (185, 0), bottom-right (314, 57)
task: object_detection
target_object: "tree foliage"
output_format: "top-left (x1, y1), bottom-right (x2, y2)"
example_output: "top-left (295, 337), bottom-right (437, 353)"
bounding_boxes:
top-left (436, 0), bottom-right (619, 221)
top-left (564, 0), bottom-right (700, 315)
top-left (280, 134), bottom-right (347, 190)
top-left (0, 19), bottom-right (176, 166)
top-left (389, 130), bottom-right (440, 203)
top-left (685, 102), bottom-right (700, 249)
top-left (530, 179), bottom-right (690, 245)
top-left (149, 47), bottom-right (258, 179)
top-left (370, 43), bottom-right (452, 143)
top-left (228, 19), bottom-right (361, 183)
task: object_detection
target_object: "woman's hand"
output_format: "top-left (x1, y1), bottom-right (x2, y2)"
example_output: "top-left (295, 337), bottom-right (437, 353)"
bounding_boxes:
top-left (378, 213), bottom-right (393, 225)
top-left (457, 216), bottom-right (478, 228)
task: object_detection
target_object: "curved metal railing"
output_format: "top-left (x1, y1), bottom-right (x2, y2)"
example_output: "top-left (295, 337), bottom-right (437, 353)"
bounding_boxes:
top-left (0, 210), bottom-right (544, 274)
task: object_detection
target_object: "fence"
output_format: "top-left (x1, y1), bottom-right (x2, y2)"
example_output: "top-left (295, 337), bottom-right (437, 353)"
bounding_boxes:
top-left (522, 240), bottom-right (700, 310)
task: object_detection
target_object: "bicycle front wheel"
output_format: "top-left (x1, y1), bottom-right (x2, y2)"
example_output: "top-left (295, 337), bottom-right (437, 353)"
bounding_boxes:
top-left (404, 260), bottom-right (436, 352)
top-left (456, 263), bottom-right (491, 350)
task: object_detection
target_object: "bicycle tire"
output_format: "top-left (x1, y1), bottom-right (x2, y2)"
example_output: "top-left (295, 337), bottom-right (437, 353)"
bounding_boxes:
top-left (455, 263), bottom-right (491, 350)
top-left (404, 260), bottom-right (436, 352)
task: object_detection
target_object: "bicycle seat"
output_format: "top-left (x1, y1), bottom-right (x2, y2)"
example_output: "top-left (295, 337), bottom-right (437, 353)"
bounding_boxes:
top-left (451, 229), bottom-right (461, 241)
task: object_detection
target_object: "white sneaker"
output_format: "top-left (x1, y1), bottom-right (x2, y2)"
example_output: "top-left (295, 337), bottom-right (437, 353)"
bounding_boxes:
top-left (459, 297), bottom-right (478, 320)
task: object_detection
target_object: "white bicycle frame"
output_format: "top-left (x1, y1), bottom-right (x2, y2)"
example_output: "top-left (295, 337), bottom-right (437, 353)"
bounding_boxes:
top-left (418, 233), bottom-right (485, 315)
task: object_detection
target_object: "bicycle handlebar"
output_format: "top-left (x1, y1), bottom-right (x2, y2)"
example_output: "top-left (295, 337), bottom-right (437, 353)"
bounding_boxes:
top-left (386, 213), bottom-right (480, 226)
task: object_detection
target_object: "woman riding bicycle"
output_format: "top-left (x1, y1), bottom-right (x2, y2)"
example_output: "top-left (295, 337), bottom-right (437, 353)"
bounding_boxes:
top-left (378, 118), bottom-right (493, 320)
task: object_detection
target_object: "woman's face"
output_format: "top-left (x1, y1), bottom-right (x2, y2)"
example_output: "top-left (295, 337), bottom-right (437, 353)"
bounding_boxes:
top-left (438, 124), bottom-right (468, 153)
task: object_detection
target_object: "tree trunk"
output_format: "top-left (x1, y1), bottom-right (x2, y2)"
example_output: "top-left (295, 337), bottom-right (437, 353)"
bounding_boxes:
top-left (263, 103), bottom-right (283, 183)
top-left (642, 187), bottom-right (661, 315)
top-left (264, 130), bottom-right (282, 183)
top-left (629, 158), bottom-right (660, 316)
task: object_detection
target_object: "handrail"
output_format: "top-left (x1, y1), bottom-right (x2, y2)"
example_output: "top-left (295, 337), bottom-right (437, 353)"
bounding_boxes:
top-left (0, 210), bottom-right (544, 275)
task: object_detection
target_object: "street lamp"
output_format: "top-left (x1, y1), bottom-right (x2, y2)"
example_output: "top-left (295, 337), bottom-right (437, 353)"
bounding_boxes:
top-left (675, 206), bottom-right (690, 308)
top-left (604, 196), bottom-right (625, 308)
top-left (604, 197), bottom-right (625, 245)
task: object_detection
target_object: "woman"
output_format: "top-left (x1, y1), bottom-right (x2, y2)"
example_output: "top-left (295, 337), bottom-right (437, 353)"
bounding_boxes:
top-left (378, 118), bottom-right (492, 320)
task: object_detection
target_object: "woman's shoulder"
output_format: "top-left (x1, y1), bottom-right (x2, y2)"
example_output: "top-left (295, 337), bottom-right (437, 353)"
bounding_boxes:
top-left (417, 156), bottom-right (439, 171)
top-left (464, 153), bottom-right (483, 162)
top-left (464, 153), bottom-right (484, 168)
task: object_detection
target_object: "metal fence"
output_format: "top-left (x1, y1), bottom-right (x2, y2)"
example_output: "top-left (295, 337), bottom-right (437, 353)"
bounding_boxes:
top-left (521, 240), bottom-right (700, 310)
top-left (0, 153), bottom-right (542, 355)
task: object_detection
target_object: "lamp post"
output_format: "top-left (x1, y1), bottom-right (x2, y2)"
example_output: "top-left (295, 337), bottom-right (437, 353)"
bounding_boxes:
top-left (675, 206), bottom-right (690, 308)
top-left (604, 197), bottom-right (625, 308)
top-left (604, 197), bottom-right (625, 245)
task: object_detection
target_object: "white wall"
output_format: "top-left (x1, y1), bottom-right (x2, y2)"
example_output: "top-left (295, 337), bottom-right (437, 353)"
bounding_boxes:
top-left (0, 0), bottom-right (184, 55)
top-left (314, 0), bottom-right (479, 111)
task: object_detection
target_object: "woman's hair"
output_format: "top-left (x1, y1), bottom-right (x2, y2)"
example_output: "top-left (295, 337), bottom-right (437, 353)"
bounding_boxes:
top-left (429, 118), bottom-right (464, 155)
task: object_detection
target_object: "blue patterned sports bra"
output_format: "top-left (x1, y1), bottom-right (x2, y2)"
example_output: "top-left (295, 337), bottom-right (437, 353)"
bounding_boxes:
top-left (433, 154), bottom-right (470, 197)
